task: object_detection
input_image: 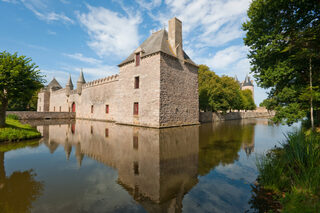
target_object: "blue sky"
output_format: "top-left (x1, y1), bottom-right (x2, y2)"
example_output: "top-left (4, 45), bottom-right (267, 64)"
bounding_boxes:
top-left (0, 0), bottom-right (268, 104)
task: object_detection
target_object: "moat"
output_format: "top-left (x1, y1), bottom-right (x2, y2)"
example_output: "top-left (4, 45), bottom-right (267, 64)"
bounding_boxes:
top-left (0, 119), bottom-right (299, 212)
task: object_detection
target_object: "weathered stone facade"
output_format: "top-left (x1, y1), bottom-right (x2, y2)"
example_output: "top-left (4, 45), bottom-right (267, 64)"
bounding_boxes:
top-left (37, 17), bottom-right (199, 128)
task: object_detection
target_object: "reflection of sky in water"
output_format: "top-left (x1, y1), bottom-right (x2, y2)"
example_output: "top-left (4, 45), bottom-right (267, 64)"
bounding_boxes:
top-left (1, 119), bottom-right (299, 213)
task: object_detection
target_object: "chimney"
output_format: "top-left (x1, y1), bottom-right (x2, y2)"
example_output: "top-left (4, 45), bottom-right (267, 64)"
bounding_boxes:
top-left (168, 17), bottom-right (183, 59)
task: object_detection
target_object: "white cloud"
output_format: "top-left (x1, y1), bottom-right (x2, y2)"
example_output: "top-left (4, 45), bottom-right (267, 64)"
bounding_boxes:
top-left (135, 0), bottom-right (161, 10)
top-left (47, 30), bottom-right (57, 35)
top-left (60, 64), bottom-right (118, 81)
top-left (77, 5), bottom-right (142, 58)
top-left (211, 45), bottom-right (248, 69)
top-left (21, 0), bottom-right (74, 24)
top-left (1, 0), bottom-right (18, 3)
top-left (63, 53), bottom-right (103, 64)
top-left (153, 0), bottom-right (250, 48)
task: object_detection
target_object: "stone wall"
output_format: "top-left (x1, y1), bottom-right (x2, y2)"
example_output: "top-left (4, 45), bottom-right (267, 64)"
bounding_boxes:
top-left (160, 53), bottom-right (199, 127)
top-left (47, 75), bottom-right (119, 122)
top-left (37, 90), bottom-right (50, 112)
top-left (117, 53), bottom-right (161, 127)
top-left (199, 109), bottom-right (275, 123)
top-left (6, 111), bottom-right (75, 120)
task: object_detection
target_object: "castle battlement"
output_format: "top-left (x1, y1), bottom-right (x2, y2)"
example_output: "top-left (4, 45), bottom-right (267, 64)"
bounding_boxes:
top-left (83, 74), bottom-right (119, 89)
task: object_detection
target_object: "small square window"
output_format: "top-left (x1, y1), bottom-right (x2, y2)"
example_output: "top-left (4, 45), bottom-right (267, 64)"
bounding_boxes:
top-left (106, 105), bottom-right (109, 114)
top-left (134, 76), bottom-right (139, 89)
top-left (133, 102), bottom-right (139, 115)
top-left (135, 53), bottom-right (140, 66)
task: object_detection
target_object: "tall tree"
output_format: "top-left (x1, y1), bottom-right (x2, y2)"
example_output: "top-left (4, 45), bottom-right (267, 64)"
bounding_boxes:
top-left (0, 51), bottom-right (44, 127)
top-left (243, 0), bottom-right (320, 127)
top-left (198, 65), bottom-right (249, 113)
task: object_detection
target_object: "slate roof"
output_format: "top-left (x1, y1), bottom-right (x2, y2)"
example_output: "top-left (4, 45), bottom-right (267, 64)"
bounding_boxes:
top-left (118, 29), bottom-right (197, 67)
top-left (243, 75), bottom-right (254, 86)
top-left (47, 78), bottom-right (62, 90)
top-left (66, 74), bottom-right (74, 88)
top-left (77, 70), bottom-right (86, 83)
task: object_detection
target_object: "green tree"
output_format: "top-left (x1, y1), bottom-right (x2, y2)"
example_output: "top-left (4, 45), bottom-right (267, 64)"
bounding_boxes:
top-left (241, 89), bottom-right (256, 111)
top-left (198, 65), bottom-right (245, 113)
top-left (0, 51), bottom-right (44, 127)
top-left (243, 0), bottom-right (320, 126)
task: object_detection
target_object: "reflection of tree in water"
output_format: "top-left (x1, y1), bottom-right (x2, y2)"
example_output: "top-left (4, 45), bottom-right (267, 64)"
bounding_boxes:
top-left (198, 121), bottom-right (255, 176)
top-left (0, 144), bottom-right (44, 213)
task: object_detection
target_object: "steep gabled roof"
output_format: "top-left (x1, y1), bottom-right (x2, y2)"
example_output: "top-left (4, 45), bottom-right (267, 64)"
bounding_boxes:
top-left (118, 29), bottom-right (197, 67)
top-left (47, 78), bottom-right (62, 90)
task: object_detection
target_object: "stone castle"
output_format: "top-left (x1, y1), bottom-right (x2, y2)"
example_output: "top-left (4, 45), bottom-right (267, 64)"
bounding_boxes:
top-left (235, 74), bottom-right (254, 97)
top-left (37, 17), bottom-right (199, 128)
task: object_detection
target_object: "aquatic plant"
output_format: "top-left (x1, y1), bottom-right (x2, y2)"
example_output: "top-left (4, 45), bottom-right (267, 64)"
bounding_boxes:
top-left (253, 130), bottom-right (320, 212)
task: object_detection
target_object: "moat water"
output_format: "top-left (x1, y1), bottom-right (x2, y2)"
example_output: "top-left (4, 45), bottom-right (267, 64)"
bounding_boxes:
top-left (0, 119), bottom-right (299, 213)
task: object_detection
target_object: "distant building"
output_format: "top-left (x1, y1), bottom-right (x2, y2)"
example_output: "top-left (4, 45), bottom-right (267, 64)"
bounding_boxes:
top-left (235, 75), bottom-right (254, 98)
top-left (37, 17), bottom-right (199, 128)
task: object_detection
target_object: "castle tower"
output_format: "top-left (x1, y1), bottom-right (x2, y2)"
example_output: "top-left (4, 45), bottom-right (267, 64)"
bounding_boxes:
top-left (77, 70), bottom-right (86, 95)
top-left (117, 17), bottom-right (199, 128)
top-left (241, 74), bottom-right (254, 98)
top-left (37, 77), bottom-right (62, 112)
top-left (66, 74), bottom-right (74, 97)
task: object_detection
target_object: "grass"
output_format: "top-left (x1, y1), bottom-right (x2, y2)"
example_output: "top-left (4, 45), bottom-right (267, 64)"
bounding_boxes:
top-left (0, 117), bottom-right (41, 142)
top-left (254, 130), bottom-right (320, 212)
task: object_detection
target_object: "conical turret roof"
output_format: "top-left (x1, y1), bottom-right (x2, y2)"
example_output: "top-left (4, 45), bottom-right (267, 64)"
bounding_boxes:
top-left (243, 75), bottom-right (254, 86)
top-left (66, 74), bottom-right (74, 89)
top-left (77, 70), bottom-right (86, 83)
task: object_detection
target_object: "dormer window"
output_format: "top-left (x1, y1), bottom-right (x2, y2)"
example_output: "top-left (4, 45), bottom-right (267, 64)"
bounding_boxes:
top-left (135, 53), bottom-right (140, 66)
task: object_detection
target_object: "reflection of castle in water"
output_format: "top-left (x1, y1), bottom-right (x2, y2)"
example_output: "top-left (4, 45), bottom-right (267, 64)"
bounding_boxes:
top-left (37, 119), bottom-right (258, 212)
top-left (37, 121), bottom-right (199, 212)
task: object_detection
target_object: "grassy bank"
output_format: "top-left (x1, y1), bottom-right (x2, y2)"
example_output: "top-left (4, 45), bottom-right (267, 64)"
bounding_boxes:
top-left (0, 116), bottom-right (41, 142)
top-left (253, 130), bottom-right (320, 212)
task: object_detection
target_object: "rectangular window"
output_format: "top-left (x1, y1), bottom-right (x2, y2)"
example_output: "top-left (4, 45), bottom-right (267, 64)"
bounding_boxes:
top-left (133, 135), bottom-right (138, 149)
top-left (135, 53), bottom-right (140, 66)
top-left (53, 106), bottom-right (55, 112)
top-left (133, 102), bottom-right (139, 115)
top-left (90, 126), bottom-right (93, 134)
top-left (105, 105), bottom-right (109, 114)
top-left (91, 105), bottom-right (94, 113)
top-left (105, 128), bottom-right (109, 137)
top-left (134, 76), bottom-right (139, 89)
top-left (59, 106), bottom-right (61, 112)
top-left (133, 162), bottom-right (139, 175)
